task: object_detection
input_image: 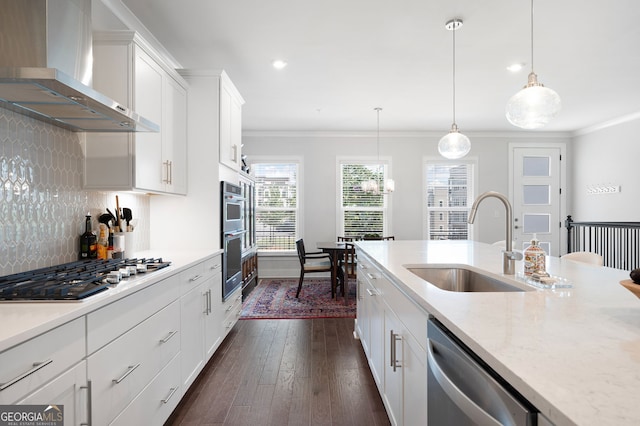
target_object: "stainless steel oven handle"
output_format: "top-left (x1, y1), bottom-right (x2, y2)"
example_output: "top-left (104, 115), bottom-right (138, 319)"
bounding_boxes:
top-left (225, 230), bottom-right (247, 238)
top-left (0, 359), bottom-right (53, 391)
top-left (427, 339), bottom-right (501, 426)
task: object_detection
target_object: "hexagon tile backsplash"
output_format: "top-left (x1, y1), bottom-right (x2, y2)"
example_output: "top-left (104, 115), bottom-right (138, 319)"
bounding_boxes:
top-left (0, 109), bottom-right (150, 276)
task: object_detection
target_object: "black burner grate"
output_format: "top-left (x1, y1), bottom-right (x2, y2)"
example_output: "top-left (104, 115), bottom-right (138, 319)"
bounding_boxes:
top-left (0, 258), bottom-right (171, 301)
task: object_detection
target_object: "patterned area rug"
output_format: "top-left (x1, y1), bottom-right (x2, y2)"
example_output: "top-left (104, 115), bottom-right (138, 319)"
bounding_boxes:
top-left (240, 278), bottom-right (356, 320)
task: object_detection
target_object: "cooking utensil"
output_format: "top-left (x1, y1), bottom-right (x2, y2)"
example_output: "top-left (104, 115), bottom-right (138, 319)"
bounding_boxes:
top-left (122, 208), bottom-right (132, 229)
top-left (98, 213), bottom-right (114, 227)
top-left (115, 195), bottom-right (123, 231)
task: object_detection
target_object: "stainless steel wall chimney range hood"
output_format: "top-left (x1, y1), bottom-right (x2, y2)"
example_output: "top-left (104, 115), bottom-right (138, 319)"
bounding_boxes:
top-left (0, 0), bottom-right (159, 133)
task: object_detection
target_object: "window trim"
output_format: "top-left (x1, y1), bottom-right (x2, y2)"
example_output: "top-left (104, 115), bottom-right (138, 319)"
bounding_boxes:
top-left (249, 156), bottom-right (303, 253)
top-left (423, 156), bottom-right (478, 240)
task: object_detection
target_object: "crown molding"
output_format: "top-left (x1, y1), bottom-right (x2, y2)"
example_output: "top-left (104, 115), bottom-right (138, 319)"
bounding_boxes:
top-left (242, 130), bottom-right (571, 139)
top-left (572, 111), bottom-right (640, 137)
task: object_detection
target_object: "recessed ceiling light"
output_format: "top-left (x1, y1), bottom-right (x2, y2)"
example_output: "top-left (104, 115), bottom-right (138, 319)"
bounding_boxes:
top-left (272, 60), bottom-right (287, 69)
top-left (507, 63), bottom-right (525, 72)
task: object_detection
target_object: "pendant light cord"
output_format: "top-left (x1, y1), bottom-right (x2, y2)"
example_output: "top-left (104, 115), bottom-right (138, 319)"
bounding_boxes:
top-left (530, 0), bottom-right (534, 73)
top-left (375, 107), bottom-right (381, 161)
top-left (452, 21), bottom-right (456, 125)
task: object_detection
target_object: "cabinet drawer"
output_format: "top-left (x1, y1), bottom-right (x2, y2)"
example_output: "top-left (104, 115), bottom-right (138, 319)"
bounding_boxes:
top-left (110, 353), bottom-right (182, 426)
top-left (178, 262), bottom-right (206, 296)
top-left (203, 255), bottom-right (222, 278)
top-left (87, 275), bottom-right (179, 354)
top-left (0, 318), bottom-right (85, 404)
top-left (88, 300), bottom-right (180, 425)
top-left (222, 288), bottom-right (242, 334)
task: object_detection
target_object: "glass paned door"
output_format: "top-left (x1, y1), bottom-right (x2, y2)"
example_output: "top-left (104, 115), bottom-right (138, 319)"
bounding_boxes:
top-left (512, 147), bottom-right (562, 255)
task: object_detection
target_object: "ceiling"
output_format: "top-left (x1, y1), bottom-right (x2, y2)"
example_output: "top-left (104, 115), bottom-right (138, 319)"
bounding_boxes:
top-left (106, 0), bottom-right (640, 133)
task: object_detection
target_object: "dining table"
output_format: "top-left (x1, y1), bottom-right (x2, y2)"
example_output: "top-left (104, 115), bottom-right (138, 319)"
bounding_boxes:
top-left (316, 241), bottom-right (347, 298)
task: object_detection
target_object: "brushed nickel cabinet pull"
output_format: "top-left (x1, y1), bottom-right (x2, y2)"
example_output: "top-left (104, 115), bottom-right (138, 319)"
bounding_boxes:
top-left (80, 380), bottom-right (92, 426)
top-left (390, 331), bottom-right (402, 372)
top-left (159, 330), bottom-right (178, 343)
top-left (112, 363), bottom-right (140, 384)
top-left (0, 359), bottom-right (53, 391)
top-left (161, 387), bottom-right (178, 404)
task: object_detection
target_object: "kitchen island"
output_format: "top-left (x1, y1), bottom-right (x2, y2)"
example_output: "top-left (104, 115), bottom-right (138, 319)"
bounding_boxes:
top-left (356, 240), bottom-right (639, 426)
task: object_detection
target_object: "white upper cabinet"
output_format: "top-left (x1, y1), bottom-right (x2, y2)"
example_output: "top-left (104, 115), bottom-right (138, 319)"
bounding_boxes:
top-left (218, 72), bottom-right (245, 171)
top-left (84, 31), bottom-right (188, 195)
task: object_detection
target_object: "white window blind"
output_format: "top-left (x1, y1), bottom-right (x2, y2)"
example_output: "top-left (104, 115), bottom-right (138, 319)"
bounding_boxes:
top-left (425, 162), bottom-right (474, 240)
top-left (340, 162), bottom-right (388, 239)
top-left (253, 162), bottom-right (298, 251)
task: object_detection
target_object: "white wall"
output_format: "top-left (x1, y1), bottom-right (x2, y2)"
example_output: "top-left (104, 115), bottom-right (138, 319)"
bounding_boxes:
top-left (571, 115), bottom-right (640, 221)
top-left (243, 131), bottom-right (570, 277)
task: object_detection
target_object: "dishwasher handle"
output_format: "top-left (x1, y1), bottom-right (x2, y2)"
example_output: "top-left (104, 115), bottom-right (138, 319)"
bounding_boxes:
top-left (427, 338), bottom-right (502, 426)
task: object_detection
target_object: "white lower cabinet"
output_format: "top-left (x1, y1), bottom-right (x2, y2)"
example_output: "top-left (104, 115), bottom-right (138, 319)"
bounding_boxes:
top-left (17, 361), bottom-right (88, 426)
top-left (384, 307), bottom-right (428, 426)
top-left (220, 287), bottom-right (242, 339)
top-left (88, 299), bottom-right (180, 425)
top-left (356, 249), bottom-right (429, 426)
top-left (179, 255), bottom-right (223, 391)
top-left (110, 353), bottom-right (182, 426)
top-left (0, 318), bottom-right (86, 406)
top-left (2, 254), bottom-right (234, 426)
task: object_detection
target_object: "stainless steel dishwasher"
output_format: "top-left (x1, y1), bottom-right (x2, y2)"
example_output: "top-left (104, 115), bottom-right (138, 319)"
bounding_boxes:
top-left (427, 319), bottom-right (537, 425)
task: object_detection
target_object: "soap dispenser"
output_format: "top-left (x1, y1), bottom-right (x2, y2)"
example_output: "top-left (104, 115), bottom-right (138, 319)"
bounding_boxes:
top-left (524, 234), bottom-right (546, 276)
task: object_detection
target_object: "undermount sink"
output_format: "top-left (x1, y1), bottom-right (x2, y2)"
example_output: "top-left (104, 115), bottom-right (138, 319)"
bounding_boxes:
top-left (407, 266), bottom-right (530, 292)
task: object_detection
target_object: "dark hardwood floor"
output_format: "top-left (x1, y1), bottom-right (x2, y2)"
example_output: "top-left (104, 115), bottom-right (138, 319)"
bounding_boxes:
top-left (166, 318), bottom-right (390, 426)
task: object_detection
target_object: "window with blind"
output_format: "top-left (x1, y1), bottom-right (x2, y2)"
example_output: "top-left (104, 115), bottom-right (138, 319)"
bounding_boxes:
top-left (253, 162), bottom-right (299, 251)
top-left (340, 162), bottom-right (389, 239)
top-left (425, 162), bottom-right (475, 240)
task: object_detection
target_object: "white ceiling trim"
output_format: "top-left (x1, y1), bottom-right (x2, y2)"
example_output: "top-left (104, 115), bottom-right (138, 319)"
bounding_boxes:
top-left (242, 130), bottom-right (572, 139)
top-left (572, 111), bottom-right (640, 137)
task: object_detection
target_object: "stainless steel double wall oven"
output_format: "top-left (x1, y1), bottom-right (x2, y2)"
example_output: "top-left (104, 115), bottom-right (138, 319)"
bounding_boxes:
top-left (221, 181), bottom-right (244, 301)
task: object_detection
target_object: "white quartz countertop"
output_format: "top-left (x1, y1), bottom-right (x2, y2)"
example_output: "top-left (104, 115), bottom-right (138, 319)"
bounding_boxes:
top-left (356, 240), bottom-right (639, 426)
top-left (0, 249), bottom-right (221, 353)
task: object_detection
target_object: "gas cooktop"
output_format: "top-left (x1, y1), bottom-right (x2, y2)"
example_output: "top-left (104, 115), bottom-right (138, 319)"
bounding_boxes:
top-left (0, 258), bottom-right (171, 301)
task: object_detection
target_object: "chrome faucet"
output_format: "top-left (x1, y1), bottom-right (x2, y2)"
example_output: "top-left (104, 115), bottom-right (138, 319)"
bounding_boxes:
top-left (468, 191), bottom-right (522, 275)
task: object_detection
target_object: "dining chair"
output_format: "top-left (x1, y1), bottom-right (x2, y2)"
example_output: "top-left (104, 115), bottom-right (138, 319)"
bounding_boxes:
top-left (343, 242), bottom-right (357, 280)
top-left (363, 235), bottom-right (395, 240)
top-left (337, 236), bottom-right (356, 241)
top-left (561, 251), bottom-right (604, 266)
top-left (295, 239), bottom-right (335, 298)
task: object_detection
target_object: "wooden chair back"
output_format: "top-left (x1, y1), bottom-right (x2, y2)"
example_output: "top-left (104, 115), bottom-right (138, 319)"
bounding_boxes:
top-left (343, 243), bottom-right (357, 279)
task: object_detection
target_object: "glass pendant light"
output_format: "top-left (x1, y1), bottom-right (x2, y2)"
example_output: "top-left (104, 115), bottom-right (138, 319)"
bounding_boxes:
top-left (438, 19), bottom-right (471, 160)
top-left (506, 0), bottom-right (561, 129)
top-left (362, 107), bottom-right (394, 194)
